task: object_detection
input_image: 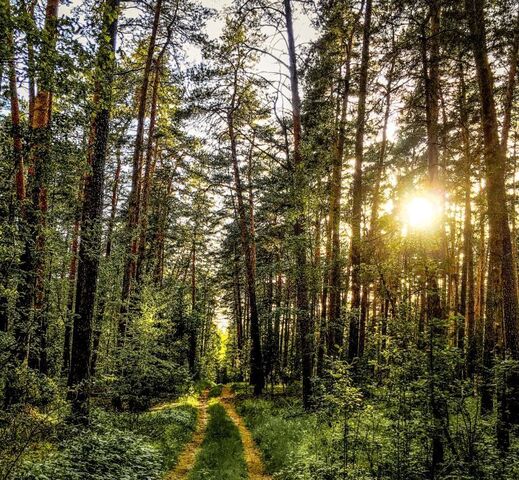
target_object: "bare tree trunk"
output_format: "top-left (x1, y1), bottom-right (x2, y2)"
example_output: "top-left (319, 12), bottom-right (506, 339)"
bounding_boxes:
top-left (119, 0), bottom-right (162, 344)
top-left (421, 2), bottom-right (446, 475)
top-left (349, 0), bottom-right (372, 361)
top-left (501, 12), bottom-right (518, 153)
top-left (465, 0), bottom-right (519, 450)
top-left (90, 149), bottom-right (121, 376)
top-left (228, 62), bottom-right (264, 395)
top-left (284, 0), bottom-right (312, 408)
top-left (188, 238), bottom-right (197, 374)
top-left (62, 215), bottom-right (80, 375)
top-left (328, 16), bottom-right (357, 358)
top-left (458, 60), bottom-right (476, 377)
top-left (68, 0), bottom-right (120, 421)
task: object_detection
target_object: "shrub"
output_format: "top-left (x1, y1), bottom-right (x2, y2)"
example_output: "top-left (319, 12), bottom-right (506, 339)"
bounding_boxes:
top-left (14, 425), bottom-right (162, 480)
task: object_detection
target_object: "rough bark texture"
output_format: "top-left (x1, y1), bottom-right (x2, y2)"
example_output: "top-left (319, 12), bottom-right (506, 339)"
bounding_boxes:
top-left (465, 0), bottom-right (519, 449)
top-left (68, 0), bottom-right (120, 421)
top-left (119, 0), bottom-right (162, 344)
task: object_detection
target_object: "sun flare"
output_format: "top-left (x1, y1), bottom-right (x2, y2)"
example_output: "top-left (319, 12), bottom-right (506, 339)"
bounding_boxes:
top-left (404, 195), bottom-right (440, 230)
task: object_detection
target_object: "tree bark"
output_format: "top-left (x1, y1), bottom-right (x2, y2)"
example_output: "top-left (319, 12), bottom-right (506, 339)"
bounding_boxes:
top-left (349, 0), bottom-right (372, 361)
top-left (458, 60), bottom-right (476, 378)
top-left (284, 0), bottom-right (313, 408)
top-left (14, 0), bottom-right (59, 371)
top-left (501, 12), bottom-right (518, 153)
top-left (465, 0), bottom-right (519, 449)
top-left (68, 0), bottom-right (120, 421)
top-left (327, 14), bottom-right (357, 358)
top-left (119, 0), bottom-right (162, 344)
top-left (228, 60), bottom-right (264, 395)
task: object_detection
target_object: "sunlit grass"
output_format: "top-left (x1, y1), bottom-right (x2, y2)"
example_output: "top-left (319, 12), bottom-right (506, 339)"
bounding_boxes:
top-left (189, 402), bottom-right (247, 480)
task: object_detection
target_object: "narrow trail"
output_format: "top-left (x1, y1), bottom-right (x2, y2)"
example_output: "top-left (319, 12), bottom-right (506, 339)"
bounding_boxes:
top-left (164, 389), bottom-right (209, 480)
top-left (221, 386), bottom-right (272, 480)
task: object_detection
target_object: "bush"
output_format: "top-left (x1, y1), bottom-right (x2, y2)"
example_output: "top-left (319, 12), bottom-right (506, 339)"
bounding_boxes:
top-left (14, 425), bottom-right (162, 480)
top-left (12, 399), bottom-right (198, 479)
top-left (108, 403), bottom-right (198, 470)
top-left (112, 348), bottom-right (191, 412)
top-left (208, 384), bottom-right (223, 398)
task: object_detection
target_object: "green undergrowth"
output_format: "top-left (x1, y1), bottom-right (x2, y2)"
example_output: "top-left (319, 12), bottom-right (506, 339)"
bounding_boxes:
top-left (237, 392), bottom-right (519, 480)
top-left (208, 384), bottom-right (223, 398)
top-left (13, 397), bottom-right (198, 480)
top-left (236, 397), bottom-right (337, 480)
top-left (189, 401), bottom-right (247, 480)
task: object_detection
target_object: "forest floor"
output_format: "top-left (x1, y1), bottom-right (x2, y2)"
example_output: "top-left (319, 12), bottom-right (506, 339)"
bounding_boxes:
top-left (165, 389), bottom-right (209, 479)
top-left (220, 386), bottom-right (271, 480)
top-left (166, 385), bottom-right (271, 480)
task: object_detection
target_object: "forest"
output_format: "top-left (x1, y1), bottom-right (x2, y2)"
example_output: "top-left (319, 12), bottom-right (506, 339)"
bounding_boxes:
top-left (0, 0), bottom-right (518, 478)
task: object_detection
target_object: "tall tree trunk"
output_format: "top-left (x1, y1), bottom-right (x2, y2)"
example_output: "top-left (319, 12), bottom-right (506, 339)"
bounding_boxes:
top-left (327, 17), bottom-right (357, 358)
top-left (6, 3), bottom-right (25, 206)
top-left (0, 0), bottom-right (24, 333)
top-left (90, 149), bottom-right (122, 376)
top-left (188, 238), bottom-right (198, 374)
top-left (362, 47), bottom-right (395, 364)
top-left (68, 0), bottom-right (120, 421)
top-left (349, 0), bottom-right (372, 361)
top-left (228, 63), bottom-right (264, 395)
top-left (62, 215), bottom-right (80, 375)
top-left (284, 0), bottom-right (312, 408)
top-left (501, 12), bottom-right (518, 153)
top-left (14, 0), bottom-right (59, 371)
top-left (458, 60), bottom-right (476, 378)
top-left (105, 149), bottom-right (121, 258)
top-left (421, 2), bottom-right (446, 476)
top-left (119, 0), bottom-right (162, 344)
top-left (136, 61), bottom-right (161, 285)
top-left (465, 0), bottom-right (519, 450)
top-left (135, 12), bottom-right (176, 283)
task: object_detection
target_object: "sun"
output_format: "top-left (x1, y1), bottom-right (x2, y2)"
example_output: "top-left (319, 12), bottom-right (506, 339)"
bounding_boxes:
top-left (404, 194), bottom-right (440, 230)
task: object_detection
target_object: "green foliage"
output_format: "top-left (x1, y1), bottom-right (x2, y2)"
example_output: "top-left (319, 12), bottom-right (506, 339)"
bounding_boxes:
top-left (1, 364), bottom-right (60, 409)
top-left (12, 401), bottom-right (198, 480)
top-left (189, 402), bottom-right (247, 480)
top-left (208, 384), bottom-right (223, 398)
top-left (237, 397), bottom-right (335, 480)
top-left (111, 347), bottom-right (191, 412)
top-left (14, 425), bottom-right (162, 480)
top-left (106, 402), bottom-right (198, 471)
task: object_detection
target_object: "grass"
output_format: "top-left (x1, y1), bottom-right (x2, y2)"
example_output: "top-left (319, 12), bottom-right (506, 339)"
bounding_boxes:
top-left (208, 384), bottom-right (223, 398)
top-left (110, 398), bottom-right (198, 471)
top-left (236, 397), bottom-right (333, 480)
top-left (12, 397), bottom-right (199, 479)
top-left (189, 401), bottom-right (247, 480)
top-left (236, 390), bottom-right (519, 480)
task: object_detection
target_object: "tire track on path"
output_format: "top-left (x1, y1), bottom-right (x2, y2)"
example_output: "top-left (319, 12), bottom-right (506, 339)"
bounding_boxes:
top-left (164, 389), bottom-right (209, 480)
top-left (220, 386), bottom-right (272, 480)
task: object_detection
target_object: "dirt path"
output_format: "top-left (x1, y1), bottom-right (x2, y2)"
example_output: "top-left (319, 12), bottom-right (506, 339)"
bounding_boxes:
top-left (221, 386), bottom-right (272, 480)
top-left (164, 390), bottom-right (209, 480)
